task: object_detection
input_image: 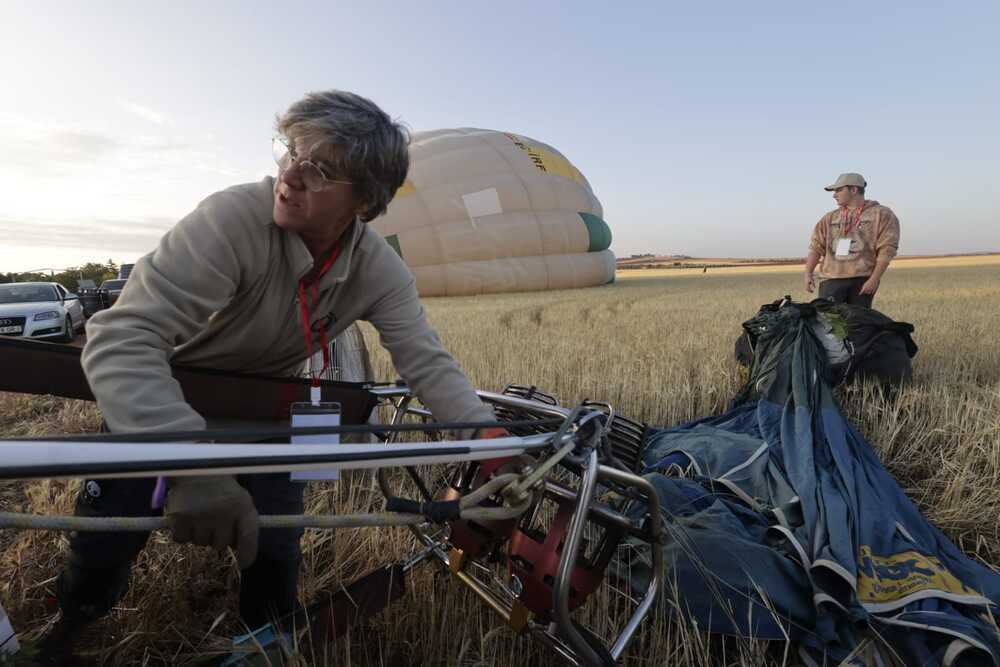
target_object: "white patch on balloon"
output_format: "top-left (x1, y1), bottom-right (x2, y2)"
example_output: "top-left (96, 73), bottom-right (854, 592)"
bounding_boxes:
top-left (462, 188), bottom-right (504, 227)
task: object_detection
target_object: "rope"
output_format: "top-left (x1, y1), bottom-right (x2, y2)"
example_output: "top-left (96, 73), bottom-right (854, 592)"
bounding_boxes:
top-left (0, 511), bottom-right (425, 532)
top-left (506, 440), bottom-right (577, 502)
top-left (0, 468), bottom-right (539, 533)
top-left (0, 496), bottom-right (535, 533)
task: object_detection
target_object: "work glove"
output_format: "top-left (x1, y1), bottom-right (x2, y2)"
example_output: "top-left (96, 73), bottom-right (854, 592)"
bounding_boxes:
top-left (165, 475), bottom-right (259, 569)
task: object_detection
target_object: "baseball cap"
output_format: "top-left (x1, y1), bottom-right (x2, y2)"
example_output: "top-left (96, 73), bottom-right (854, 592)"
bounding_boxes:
top-left (824, 173), bottom-right (867, 191)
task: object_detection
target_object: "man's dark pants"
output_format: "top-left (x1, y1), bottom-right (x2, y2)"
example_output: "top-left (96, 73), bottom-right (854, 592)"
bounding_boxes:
top-left (56, 472), bottom-right (305, 629)
top-left (818, 276), bottom-right (874, 308)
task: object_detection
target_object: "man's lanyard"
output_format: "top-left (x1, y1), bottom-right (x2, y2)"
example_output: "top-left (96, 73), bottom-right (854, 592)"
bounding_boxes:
top-left (840, 200), bottom-right (868, 237)
top-left (298, 240), bottom-right (343, 388)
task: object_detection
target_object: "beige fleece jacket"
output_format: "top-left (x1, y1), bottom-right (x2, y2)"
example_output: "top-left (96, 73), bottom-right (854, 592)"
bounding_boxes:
top-left (82, 177), bottom-right (493, 434)
top-left (808, 200), bottom-right (901, 279)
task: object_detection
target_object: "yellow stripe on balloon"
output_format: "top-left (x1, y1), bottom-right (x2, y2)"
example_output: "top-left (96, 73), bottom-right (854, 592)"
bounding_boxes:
top-left (395, 179), bottom-right (417, 197)
top-left (503, 133), bottom-right (586, 186)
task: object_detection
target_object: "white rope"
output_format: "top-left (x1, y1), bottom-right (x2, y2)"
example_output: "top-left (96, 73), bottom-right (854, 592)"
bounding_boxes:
top-left (0, 511), bottom-right (424, 532)
top-left (0, 470), bottom-right (538, 533)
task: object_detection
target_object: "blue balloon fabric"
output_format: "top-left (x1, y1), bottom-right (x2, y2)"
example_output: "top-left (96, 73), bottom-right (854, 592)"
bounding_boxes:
top-left (619, 303), bottom-right (1000, 666)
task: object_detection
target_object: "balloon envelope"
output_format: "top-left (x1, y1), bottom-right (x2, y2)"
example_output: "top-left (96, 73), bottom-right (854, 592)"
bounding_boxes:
top-left (372, 128), bottom-right (614, 297)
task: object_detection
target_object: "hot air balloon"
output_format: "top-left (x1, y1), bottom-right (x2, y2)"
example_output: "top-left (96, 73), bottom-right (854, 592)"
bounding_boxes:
top-left (371, 129), bottom-right (614, 297)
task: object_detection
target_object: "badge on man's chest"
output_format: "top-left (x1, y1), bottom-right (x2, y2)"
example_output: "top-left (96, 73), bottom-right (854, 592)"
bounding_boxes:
top-left (835, 237), bottom-right (852, 258)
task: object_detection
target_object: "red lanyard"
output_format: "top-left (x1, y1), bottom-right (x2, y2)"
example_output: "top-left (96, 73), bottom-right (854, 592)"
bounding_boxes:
top-left (840, 201), bottom-right (867, 236)
top-left (298, 240), bottom-right (342, 387)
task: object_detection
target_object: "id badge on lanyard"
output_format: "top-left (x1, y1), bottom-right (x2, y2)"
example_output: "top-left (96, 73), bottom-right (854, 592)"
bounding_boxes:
top-left (835, 203), bottom-right (865, 259)
top-left (835, 237), bottom-right (852, 258)
top-left (290, 400), bottom-right (342, 481)
top-left (292, 239), bottom-right (344, 481)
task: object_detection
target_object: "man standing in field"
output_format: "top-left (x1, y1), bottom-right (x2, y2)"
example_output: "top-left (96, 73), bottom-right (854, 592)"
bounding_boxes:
top-left (804, 173), bottom-right (900, 306)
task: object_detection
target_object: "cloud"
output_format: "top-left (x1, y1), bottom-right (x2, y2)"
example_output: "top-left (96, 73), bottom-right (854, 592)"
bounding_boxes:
top-left (121, 101), bottom-right (170, 125)
top-left (48, 129), bottom-right (122, 160)
top-left (0, 215), bottom-right (174, 255)
top-left (0, 112), bottom-right (258, 208)
top-left (0, 112), bottom-right (246, 171)
top-left (0, 115), bottom-right (124, 167)
top-left (0, 111), bottom-right (264, 265)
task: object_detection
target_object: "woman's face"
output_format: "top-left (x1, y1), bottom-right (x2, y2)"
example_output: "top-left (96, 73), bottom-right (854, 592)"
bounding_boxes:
top-left (272, 136), bottom-right (362, 242)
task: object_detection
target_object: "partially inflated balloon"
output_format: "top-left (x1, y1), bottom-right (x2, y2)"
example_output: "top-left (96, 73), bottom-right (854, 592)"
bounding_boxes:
top-left (372, 128), bottom-right (614, 297)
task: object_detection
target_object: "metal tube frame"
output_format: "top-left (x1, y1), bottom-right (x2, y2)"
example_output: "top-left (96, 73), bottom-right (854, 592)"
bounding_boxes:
top-left (370, 385), bottom-right (664, 665)
top-left (553, 449), bottom-right (603, 666)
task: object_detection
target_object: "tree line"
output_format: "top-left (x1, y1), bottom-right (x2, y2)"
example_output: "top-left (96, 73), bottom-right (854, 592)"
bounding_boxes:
top-left (0, 261), bottom-right (121, 292)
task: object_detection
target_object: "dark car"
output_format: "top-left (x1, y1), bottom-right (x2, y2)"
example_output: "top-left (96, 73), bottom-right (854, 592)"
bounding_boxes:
top-left (99, 279), bottom-right (128, 306)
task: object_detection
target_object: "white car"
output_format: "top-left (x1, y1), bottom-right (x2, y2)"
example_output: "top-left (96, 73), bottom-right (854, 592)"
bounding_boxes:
top-left (0, 282), bottom-right (86, 343)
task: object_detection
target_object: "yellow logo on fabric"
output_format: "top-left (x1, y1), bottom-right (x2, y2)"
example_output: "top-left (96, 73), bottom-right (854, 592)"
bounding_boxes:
top-left (857, 546), bottom-right (980, 603)
top-left (503, 133), bottom-right (587, 185)
top-left (395, 179), bottom-right (417, 198)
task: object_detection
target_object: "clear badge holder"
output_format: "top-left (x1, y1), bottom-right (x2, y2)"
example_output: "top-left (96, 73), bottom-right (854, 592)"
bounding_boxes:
top-left (835, 237), bottom-right (851, 257)
top-left (289, 396), bottom-right (342, 482)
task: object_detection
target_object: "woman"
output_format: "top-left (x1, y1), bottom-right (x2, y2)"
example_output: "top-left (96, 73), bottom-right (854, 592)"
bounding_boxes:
top-left (53, 90), bottom-right (504, 643)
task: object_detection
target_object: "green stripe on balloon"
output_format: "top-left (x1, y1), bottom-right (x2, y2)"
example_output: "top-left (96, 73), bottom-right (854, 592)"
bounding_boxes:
top-left (386, 234), bottom-right (403, 258)
top-left (578, 213), bottom-right (612, 252)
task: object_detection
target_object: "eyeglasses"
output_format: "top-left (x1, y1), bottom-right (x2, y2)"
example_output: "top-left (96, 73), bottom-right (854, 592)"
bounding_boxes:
top-left (272, 136), bottom-right (353, 192)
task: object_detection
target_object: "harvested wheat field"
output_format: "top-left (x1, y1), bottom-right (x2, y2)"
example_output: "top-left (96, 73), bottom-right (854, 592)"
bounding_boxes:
top-left (617, 253), bottom-right (1000, 278)
top-left (2, 261), bottom-right (1000, 665)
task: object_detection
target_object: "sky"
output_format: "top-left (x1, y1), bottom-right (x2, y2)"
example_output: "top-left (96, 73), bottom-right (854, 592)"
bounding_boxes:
top-left (1, 1), bottom-right (998, 272)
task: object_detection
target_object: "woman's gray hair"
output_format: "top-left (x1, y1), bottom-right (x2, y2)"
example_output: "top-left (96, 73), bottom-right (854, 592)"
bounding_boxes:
top-left (277, 90), bottom-right (410, 222)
